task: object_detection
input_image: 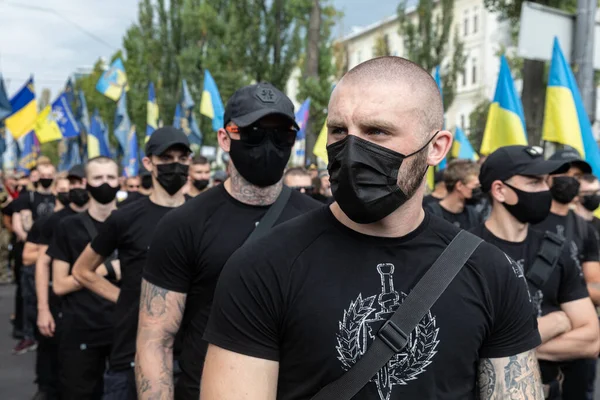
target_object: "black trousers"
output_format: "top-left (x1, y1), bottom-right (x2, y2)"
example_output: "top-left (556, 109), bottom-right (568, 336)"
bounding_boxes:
top-left (560, 359), bottom-right (591, 400)
top-left (20, 264), bottom-right (37, 339)
top-left (12, 241), bottom-right (24, 335)
top-left (58, 343), bottom-right (111, 400)
top-left (102, 368), bottom-right (137, 400)
top-left (36, 293), bottom-right (61, 398)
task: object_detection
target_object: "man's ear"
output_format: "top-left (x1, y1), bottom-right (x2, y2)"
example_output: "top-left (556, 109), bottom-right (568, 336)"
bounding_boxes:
top-left (217, 128), bottom-right (231, 153)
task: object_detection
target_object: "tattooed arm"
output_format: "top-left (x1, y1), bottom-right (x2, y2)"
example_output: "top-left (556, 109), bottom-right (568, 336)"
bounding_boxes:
top-left (477, 350), bottom-right (543, 400)
top-left (135, 279), bottom-right (186, 400)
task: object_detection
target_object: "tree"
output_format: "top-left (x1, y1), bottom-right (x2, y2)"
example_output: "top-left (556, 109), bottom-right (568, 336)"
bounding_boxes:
top-left (373, 33), bottom-right (391, 57)
top-left (468, 99), bottom-right (491, 153)
top-left (482, 0), bottom-right (577, 147)
top-left (398, 0), bottom-right (466, 110)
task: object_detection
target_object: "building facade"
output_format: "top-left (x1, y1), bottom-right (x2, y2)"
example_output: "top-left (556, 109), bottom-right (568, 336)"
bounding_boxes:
top-left (335, 0), bottom-right (511, 136)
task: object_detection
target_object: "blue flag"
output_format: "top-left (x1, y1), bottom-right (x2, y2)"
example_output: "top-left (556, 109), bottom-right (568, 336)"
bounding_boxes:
top-left (114, 92), bottom-right (131, 151)
top-left (88, 109), bottom-right (112, 158)
top-left (2, 125), bottom-right (17, 171)
top-left (178, 80), bottom-right (202, 145)
top-left (64, 78), bottom-right (75, 109)
top-left (17, 131), bottom-right (38, 174)
top-left (52, 93), bottom-right (80, 138)
top-left (0, 74), bottom-right (11, 121)
top-left (59, 138), bottom-right (81, 172)
top-left (123, 127), bottom-right (139, 177)
top-left (200, 70), bottom-right (225, 131)
top-left (292, 99), bottom-right (310, 166)
top-left (147, 82), bottom-right (159, 138)
top-left (173, 104), bottom-right (182, 128)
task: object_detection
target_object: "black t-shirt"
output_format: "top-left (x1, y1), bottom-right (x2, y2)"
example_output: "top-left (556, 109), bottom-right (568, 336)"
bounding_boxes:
top-left (143, 184), bottom-right (322, 399)
top-left (91, 197), bottom-right (177, 371)
top-left (39, 207), bottom-right (77, 246)
top-left (533, 211), bottom-right (600, 279)
top-left (1, 199), bottom-right (16, 216)
top-left (117, 191), bottom-right (146, 208)
top-left (422, 194), bottom-right (442, 207)
top-left (203, 209), bottom-right (540, 400)
top-left (26, 215), bottom-right (48, 245)
top-left (470, 224), bottom-right (588, 383)
top-left (14, 191), bottom-right (55, 221)
top-left (424, 202), bottom-right (481, 230)
top-left (590, 217), bottom-right (600, 237)
top-left (47, 212), bottom-right (115, 348)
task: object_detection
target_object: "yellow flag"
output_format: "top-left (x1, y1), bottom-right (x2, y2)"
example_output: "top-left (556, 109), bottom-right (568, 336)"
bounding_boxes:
top-left (313, 120), bottom-right (328, 164)
top-left (34, 105), bottom-right (62, 143)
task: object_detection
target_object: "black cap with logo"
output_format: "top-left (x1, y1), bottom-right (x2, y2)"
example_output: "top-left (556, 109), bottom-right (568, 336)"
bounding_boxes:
top-left (223, 82), bottom-right (298, 129)
top-left (67, 164), bottom-right (86, 180)
top-left (548, 148), bottom-right (592, 174)
top-left (145, 126), bottom-right (191, 156)
top-left (480, 145), bottom-right (570, 192)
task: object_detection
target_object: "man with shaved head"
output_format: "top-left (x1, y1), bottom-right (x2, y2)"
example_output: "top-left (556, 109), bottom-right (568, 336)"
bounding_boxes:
top-left (201, 57), bottom-right (542, 399)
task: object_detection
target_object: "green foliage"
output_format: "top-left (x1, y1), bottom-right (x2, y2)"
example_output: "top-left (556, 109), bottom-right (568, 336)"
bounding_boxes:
top-left (483, 0), bottom-right (577, 23)
top-left (373, 34), bottom-right (391, 57)
top-left (468, 98), bottom-right (491, 152)
top-left (398, 0), bottom-right (465, 110)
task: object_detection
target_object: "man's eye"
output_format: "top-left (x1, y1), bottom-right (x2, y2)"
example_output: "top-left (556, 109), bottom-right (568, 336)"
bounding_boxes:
top-left (330, 127), bottom-right (347, 135)
top-left (366, 129), bottom-right (386, 136)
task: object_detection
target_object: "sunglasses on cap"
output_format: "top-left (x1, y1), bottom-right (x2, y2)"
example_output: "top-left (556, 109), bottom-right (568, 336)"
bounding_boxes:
top-left (226, 123), bottom-right (297, 148)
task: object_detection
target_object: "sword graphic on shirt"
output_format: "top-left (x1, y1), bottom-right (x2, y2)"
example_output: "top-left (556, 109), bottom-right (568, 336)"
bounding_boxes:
top-left (336, 263), bottom-right (439, 400)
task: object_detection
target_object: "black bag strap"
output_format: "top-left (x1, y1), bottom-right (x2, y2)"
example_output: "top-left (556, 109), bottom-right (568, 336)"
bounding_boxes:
top-left (310, 230), bottom-right (482, 400)
top-left (244, 186), bottom-right (292, 246)
top-left (81, 213), bottom-right (98, 239)
top-left (526, 231), bottom-right (564, 289)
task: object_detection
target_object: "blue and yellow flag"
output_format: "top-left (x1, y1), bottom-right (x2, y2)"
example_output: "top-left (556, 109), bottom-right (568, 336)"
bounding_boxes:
top-left (147, 82), bottom-right (159, 138)
top-left (481, 56), bottom-right (527, 155)
top-left (0, 74), bottom-right (11, 121)
top-left (451, 127), bottom-right (479, 161)
top-left (123, 126), bottom-right (139, 177)
top-left (34, 105), bottom-right (62, 143)
top-left (53, 93), bottom-right (80, 138)
top-left (17, 131), bottom-right (38, 173)
top-left (88, 109), bottom-right (111, 158)
top-left (5, 77), bottom-right (37, 139)
top-left (200, 70), bottom-right (225, 131)
top-left (292, 99), bottom-right (310, 166)
top-left (96, 58), bottom-right (129, 101)
top-left (313, 119), bottom-right (328, 165)
top-left (114, 92), bottom-right (131, 151)
top-left (179, 80), bottom-right (202, 146)
top-left (173, 103), bottom-right (182, 128)
top-left (543, 37), bottom-right (600, 176)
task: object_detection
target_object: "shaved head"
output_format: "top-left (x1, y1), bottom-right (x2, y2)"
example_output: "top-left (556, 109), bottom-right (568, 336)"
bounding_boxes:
top-left (339, 56), bottom-right (444, 134)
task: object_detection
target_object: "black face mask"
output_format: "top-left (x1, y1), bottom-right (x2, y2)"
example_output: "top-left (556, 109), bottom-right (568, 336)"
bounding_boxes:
top-left (39, 178), bottom-right (53, 189)
top-left (465, 187), bottom-right (483, 206)
top-left (550, 176), bottom-right (580, 204)
top-left (141, 175), bottom-right (153, 190)
top-left (229, 136), bottom-right (291, 187)
top-left (192, 179), bottom-right (209, 192)
top-left (327, 134), bottom-right (435, 224)
top-left (581, 194), bottom-right (600, 212)
top-left (503, 182), bottom-right (552, 224)
top-left (155, 163), bottom-right (189, 195)
top-left (69, 188), bottom-right (89, 207)
top-left (87, 183), bottom-right (119, 205)
top-left (57, 192), bottom-right (70, 207)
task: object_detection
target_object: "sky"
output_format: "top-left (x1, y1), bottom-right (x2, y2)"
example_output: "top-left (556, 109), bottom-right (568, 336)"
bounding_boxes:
top-left (0, 0), bottom-right (401, 100)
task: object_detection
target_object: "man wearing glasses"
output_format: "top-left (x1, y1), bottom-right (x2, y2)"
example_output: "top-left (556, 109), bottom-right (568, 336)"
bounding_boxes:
top-left (283, 167), bottom-right (314, 195)
top-left (135, 83), bottom-right (321, 400)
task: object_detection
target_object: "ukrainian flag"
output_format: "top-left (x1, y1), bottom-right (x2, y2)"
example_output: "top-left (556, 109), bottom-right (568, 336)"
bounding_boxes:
top-left (313, 119), bottom-right (328, 165)
top-left (481, 56), bottom-right (527, 155)
top-left (5, 77), bottom-right (37, 139)
top-left (542, 38), bottom-right (600, 176)
top-left (96, 58), bottom-right (128, 102)
top-left (88, 109), bottom-right (111, 158)
top-left (34, 105), bottom-right (62, 143)
top-left (147, 82), bottom-right (159, 139)
top-left (200, 70), bottom-right (225, 131)
top-left (452, 127), bottom-right (479, 161)
top-left (124, 126), bottom-right (138, 177)
top-left (17, 130), bottom-right (38, 173)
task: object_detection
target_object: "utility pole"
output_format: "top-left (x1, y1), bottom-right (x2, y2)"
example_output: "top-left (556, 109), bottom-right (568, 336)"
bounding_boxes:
top-left (573, 0), bottom-right (597, 123)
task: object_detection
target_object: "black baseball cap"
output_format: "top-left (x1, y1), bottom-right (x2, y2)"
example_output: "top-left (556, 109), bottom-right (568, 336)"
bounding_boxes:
top-left (145, 126), bottom-right (191, 156)
top-left (548, 148), bottom-right (592, 174)
top-left (480, 145), bottom-right (570, 192)
top-left (223, 82), bottom-right (299, 129)
top-left (67, 164), bottom-right (85, 180)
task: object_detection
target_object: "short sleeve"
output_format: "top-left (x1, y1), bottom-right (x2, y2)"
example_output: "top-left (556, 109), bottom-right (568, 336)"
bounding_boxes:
top-left (557, 252), bottom-right (589, 304)
top-left (582, 222), bottom-right (600, 263)
top-left (479, 245), bottom-right (541, 358)
top-left (203, 244), bottom-right (282, 361)
top-left (12, 195), bottom-right (27, 213)
top-left (47, 220), bottom-right (69, 263)
top-left (143, 208), bottom-right (194, 293)
top-left (90, 212), bottom-right (121, 257)
top-left (26, 218), bottom-right (45, 244)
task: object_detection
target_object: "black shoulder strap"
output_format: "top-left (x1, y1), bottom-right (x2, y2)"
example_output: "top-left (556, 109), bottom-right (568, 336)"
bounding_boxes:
top-left (310, 230), bottom-right (482, 400)
top-left (526, 231), bottom-right (564, 289)
top-left (81, 213), bottom-right (98, 240)
top-left (244, 186), bottom-right (292, 246)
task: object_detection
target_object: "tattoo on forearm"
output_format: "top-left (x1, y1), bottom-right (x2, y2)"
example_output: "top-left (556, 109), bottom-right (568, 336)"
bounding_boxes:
top-left (140, 279), bottom-right (168, 317)
top-left (478, 351), bottom-right (543, 400)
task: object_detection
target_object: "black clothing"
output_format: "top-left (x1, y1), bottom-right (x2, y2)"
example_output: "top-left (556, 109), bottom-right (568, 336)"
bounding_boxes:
top-left (144, 184), bottom-right (322, 399)
top-left (422, 194), bottom-right (442, 207)
top-left (117, 192), bottom-right (146, 208)
top-left (13, 191), bottom-right (55, 221)
top-left (425, 202), bottom-right (481, 230)
top-left (204, 209), bottom-right (541, 399)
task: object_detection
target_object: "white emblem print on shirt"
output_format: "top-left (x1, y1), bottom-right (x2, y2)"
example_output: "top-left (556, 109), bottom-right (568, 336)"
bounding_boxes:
top-left (556, 225), bottom-right (583, 278)
top-left (336, 263), bottom-right (440, 400)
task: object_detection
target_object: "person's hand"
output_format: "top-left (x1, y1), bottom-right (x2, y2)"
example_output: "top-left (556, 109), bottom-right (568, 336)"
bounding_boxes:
top-left (37, 309), bottom-right (55, 337)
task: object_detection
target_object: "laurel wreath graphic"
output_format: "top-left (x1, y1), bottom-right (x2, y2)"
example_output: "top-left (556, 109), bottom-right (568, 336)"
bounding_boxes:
top-left (336, 292), bottom-right (440, 387)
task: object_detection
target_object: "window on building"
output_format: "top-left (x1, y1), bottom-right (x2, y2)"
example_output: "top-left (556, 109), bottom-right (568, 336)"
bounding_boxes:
top-left (472, 58), bottom-right (477, 84)
top-left (473, 8), bottom-right (478, 34)
top-left (464, 11), bottom-right (469, 36)
top-left (460, 114), bottom-right (466, 128)
top-left (462, 70), bottom-right (467, 87)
